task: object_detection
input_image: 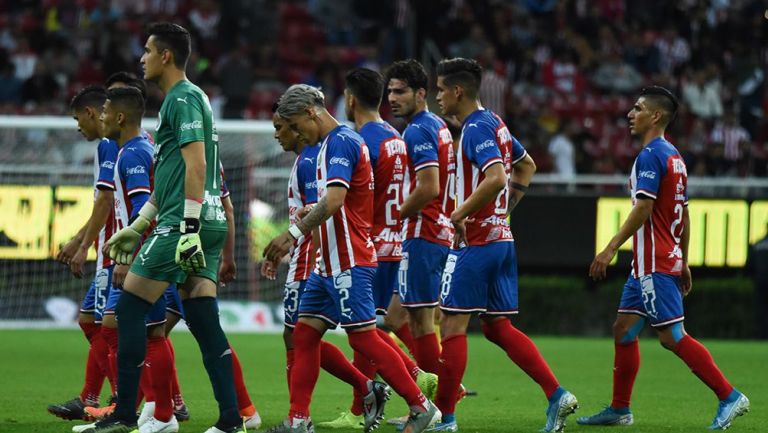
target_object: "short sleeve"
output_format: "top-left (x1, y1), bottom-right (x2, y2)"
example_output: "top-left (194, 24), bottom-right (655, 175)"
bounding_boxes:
top-left (298, 159), bottom-right (318, 204)
top-left (173, 96), bottom-right (205, 146)
top-left (403, 126), bottom-right (438, 171)
top-left (120, 151), bottom-right (151, 196)
top-left (510, 135), bottom-right (527, 165)
top-left (464, 123), bottom-right (503, 172)
top-left (326, 135), bottom-right (361, 189)
top-left (96, 139), bottom-right (117, 190)
top-left (634, 150), bottom-right (663, 199)
top-left (219, 162), bottom-right (230, 198)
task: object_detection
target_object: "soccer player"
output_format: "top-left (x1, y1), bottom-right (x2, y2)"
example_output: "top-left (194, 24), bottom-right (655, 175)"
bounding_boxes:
top-left (49, 86), bottom-right (116, 421)
top-left (263, 84), bottom-right (440, 433)
top-left (384, 59), bottom-right (455, 375)
top-left (90, 23), bottom-right (243, 433)
top-left (578, 86), bottom-right (750, 430)
top-left (320, 68), bottom-right (438, 430)
top-left (433, 58), bottom-right (578, 432)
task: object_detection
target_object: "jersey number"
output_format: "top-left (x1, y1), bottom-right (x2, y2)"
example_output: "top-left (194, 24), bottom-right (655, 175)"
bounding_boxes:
top-left (670, 203), bottom-right (684, 243)
top-left (385, 183), bottom-right (400, 226)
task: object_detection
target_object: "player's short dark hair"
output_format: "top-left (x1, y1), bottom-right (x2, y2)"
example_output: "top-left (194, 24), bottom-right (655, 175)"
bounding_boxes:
top-left (147, 22), bottom-right (191, 69)
top-left (639, 86), bottom-right (679, 126)
top-left (345, 68), bottom-right (385, 110)
top-left (384, 59), bottom-right (428, 92)
top-left (436, 57), bottom-right (483, 97)
top-left (70, 85), bottom-right (107, 111)
top-left (107, 86), bottom-right (145, 123)
top-left (105, 72), bottom-right (147, 100)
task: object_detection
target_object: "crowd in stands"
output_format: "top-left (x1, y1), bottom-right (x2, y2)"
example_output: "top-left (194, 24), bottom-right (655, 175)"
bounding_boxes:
top-left (0, 0), bottom-right (766, 176)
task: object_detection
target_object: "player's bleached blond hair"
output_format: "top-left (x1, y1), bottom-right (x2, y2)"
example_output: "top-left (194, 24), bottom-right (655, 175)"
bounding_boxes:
top-left (277, 84), bottom-right (325, 118)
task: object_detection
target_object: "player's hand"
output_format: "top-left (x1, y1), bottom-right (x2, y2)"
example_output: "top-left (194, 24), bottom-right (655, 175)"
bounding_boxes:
top-left (589, 246), bottom-right (617, 280)
top-left (57, 238), bottom-right (80, 265)
top-left (218, 256), bottom-right (237, 286)
top-left (264, 231), bottom-right (294, 263)
top-left (113, 264), bottom-right (129, 288)
top-left (106, 227), bottom-right (143, 265)
top-left (297, 205), bottom-right (313, 221)
top-left (69, 245), bottom-right (88, 278)
top-left (175, 233), bottom-right (206, 274)
top-left (680, 264), bottom-right (692, 296)
top-left (450, 209), bottom-right (472, 249)
top-left (260, 259), bottom-right (278, 280)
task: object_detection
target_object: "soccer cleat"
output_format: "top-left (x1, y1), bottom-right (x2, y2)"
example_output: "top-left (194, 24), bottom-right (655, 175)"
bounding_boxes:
top-left (708, 390), bottom-right (749, 430)
top-left (318, 411), bottom-right (364, 429)
top-left (426, 420), bottom-right (459, 432)
top-left (363, 380), bottom-right (392, 432)
top-left (48, 397), bottom-right (96, 420)
top-left (402, 401), bottom-right (441, 433)
top-left (137, 402), bottom-right (156, 427)
top-left (416, 371), bottom-right (439, 401)
top-left (386, 415), bottom-right (409, 427)
top-left (80, 416), bottom-right (138, 433)
top-left (202, 422), bottom-right (247, 433)
top-left (173, 404), bottom-right (190, 422)
top-left (576, 406), bottom-right (633, 426)
top-left (72, 422), bottom-right (97, 433)
top-left (244, 410), bottom-right (263, 429)
top-left (139, 415), bottom-right (179, 433)
top-left (84, 403), bottom-right (116, 421)
top-left (542, 389), bottom-right (578, 432)
top-left (263, 418), bottom-right (310, 433)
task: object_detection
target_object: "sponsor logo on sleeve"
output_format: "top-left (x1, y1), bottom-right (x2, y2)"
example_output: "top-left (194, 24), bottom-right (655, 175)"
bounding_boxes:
top-left (639, 170), bottom-right (656, 179)
top-left (126, 165), bottom-right (146, 175)
top-left (413, 143), bottom-right (434, 153)
top-left (101, 161), bottom-right (115, 169)
top-left (475, 139), bottom-right (496, 153)
top-left (179, 120), bottom-right (203, 132)
top-left (329, 156), bottom-right (350, 167)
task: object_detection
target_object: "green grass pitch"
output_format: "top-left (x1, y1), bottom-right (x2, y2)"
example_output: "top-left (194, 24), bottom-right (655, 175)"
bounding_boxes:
top-left (1, 329), bottom-right (765, 433)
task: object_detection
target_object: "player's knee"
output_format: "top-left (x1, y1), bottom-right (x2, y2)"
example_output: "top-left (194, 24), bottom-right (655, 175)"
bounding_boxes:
top-left (440, 312), bottom-right (468, 338)
top-left (383, 313), bottom-right (402, 331)
top-left (613, 317), bottom-right (645, 344)
top-left (283, 327), bottom-right (294, 350)
top-left (658, 322), bottom-right (685, 350)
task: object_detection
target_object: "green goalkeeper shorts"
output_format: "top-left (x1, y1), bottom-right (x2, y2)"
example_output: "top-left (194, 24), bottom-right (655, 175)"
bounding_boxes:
top-left (130, 227), bottom-right (227, 284)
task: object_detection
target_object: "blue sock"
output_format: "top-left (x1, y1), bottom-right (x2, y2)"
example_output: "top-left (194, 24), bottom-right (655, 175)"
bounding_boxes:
top-left (441, 413), bottom-right (456, 424)
top-left (723, 389), bottom-right (740, 403)
top-left (611, 406), bottom-right (631, 415)
top-left (548, 386), bottom-right (565, 404)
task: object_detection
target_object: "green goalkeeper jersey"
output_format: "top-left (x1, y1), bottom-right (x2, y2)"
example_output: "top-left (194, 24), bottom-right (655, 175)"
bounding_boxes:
top-left (153, 79), bottom-right (227, 231)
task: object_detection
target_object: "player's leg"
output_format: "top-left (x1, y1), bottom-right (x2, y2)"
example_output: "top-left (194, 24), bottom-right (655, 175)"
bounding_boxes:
top-left (283, 280), bottom-right (302, 392)
top-left (384, 294), bottom-right (415, 355)
top-left (400, 239), bottom-right (446, 374)
top-left (578, 275), bottom-right (646, 427)
top-left (647, 273), bottom-right (749, 429)
top-left (162, 288), bottom-right (190, 422)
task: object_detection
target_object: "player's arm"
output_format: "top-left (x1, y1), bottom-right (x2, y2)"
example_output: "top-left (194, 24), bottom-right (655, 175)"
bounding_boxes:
top-left (680, 205), bottom-right (692, 295)
top-left (508, 153), bottom-right (536, 215)
top-left (589, 197), bottom-right (654, 280)
top-left (219, 195), bottom-right (237, 285)
top-left (451, 162), bottom-right (506, 247)
top-left (69, 188), bottom-right (115, 276)
top-left (174, 140), bottom-right (208, 272)
top-left (106, 191), bottom-right (157, 265)
top-left (400, 167), bottom-right (439, 219)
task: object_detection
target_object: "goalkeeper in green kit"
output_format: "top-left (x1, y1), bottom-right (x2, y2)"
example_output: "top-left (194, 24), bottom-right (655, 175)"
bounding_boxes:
top-left (85, 23), bottom-right (244, 433)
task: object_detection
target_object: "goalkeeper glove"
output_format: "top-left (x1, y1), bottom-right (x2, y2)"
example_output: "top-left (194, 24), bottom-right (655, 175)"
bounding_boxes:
top-left (107, 202), bottom-right (156, 265)
top-left (175, 199), bottom-right (206, 273)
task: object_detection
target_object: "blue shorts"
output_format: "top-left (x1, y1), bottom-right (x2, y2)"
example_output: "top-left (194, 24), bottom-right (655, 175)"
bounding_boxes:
top-left (618, 273), bottom-right (684, 327)
top-left (374, 261), bottom-right (400, 314)
top-left (440, 241), bottom-right (519, 315)
top-left (80, 266), bottom-right (113, 323)
top-left (399, 238), bottom-right (449, 308)
top-left (299, 266), bottom-right (377, 329)
top-left (164, 285), bottom-right (185, 318)
top-left (104, 285), bottom-right (172, 327)
top-left (284, 279), bottom-right (307, 328)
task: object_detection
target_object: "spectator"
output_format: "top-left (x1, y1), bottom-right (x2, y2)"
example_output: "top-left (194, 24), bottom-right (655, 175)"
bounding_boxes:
top-left (710, 112), bottom-right (751, 173)
top-left (682, 69), bottom-right (724, 120)
top-left (478, 46), bottom-right (507, 117)
top-left (548, 118), bottom-right (578, 177)
top-left (541, 47), bottom-right (584, 95)
top-left (0, 61), bottom-right (22, 107)
top-left (592, 53), bottom-right (643, 94)
top-left (20, 61), bottom-right (60, 110)
top-left (654, 27), bottom-right (690, 73)
top-left (189, 0), bottom-right (221, 40)
top-left (11, 37), bottom-right (36, 81)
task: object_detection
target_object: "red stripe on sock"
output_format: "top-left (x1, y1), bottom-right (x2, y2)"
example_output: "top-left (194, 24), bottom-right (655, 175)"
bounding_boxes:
top-left (436, 334), bottom-right (467, 415)
top-left (674, 335), bottom-right (733, 400)
top-left (289, 323), bottom-right (322, 419)
top-left (349, 329), bottom-right (425, 409)
top-left (481, 319), bottom-right (560, 398)
top-left (413, 333), bottom-right (441, 374)
top-left (612, 341), bottom-right (640, 409)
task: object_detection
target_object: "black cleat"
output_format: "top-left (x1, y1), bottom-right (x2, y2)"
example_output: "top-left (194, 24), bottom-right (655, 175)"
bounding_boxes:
top-left (174, 403), bottom-right (191, 422)
top-left (81, 415), bottom-right (137, 433)
top-left (47, 397), bottom-right (96, 421)
top-left (363, 380), bottom-right (392, 432)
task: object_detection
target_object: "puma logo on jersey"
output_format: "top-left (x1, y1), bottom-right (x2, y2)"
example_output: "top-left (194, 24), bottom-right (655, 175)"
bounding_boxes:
top-left (176, 97), bottom-right (188, 104)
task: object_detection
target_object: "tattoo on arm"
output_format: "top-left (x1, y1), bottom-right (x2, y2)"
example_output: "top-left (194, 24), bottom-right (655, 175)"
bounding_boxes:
top-left (297, 196), bottom-right (329, 234)
top-left (508, 195), bottom-right (519, 213)
top-left (511, 182), bottom-right (528, 192)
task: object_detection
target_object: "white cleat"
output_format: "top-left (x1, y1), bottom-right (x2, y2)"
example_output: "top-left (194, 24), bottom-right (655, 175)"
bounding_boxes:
top-left (244, 411), bottom-right (263, 429)
top-left (139, 415), bottom-right (179, 433)
top-left (138, 401), bottom-right (156, 427)
top-left (72, 422), bottom-right (96, 433)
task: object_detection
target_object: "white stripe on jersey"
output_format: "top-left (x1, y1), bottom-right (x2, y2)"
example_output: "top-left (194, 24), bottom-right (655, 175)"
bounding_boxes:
top-left (339, 206), bottom-right (355, 270)
top-left (649, 218), bottom-right (656, 273)
top-left (286, 155), bottom-right (312, 282)
top-left (636, 224), bottom-right (645, 277)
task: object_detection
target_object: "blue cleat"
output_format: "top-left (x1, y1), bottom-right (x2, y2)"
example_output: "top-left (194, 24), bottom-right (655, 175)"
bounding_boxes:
top-left (708, 390), bottom-right (749, 430)
top-left (576, 406), bottom-right (633, 426)
top-left (542, 388), bottom-right (578, 432)
top-left (426, 420), bottom-right (458, 432)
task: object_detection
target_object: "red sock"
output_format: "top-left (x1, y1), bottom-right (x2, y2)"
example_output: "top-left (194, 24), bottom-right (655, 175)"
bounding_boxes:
top-left (286, 348), bottom-right (295, 394)
top-left (139, 361), bottom-right (154, 407)
top-left (482, 319), bottom-right (560, 398)
top-left (91, 328), bottom-right (113, 395)
top-left (79, 322), bottom-right (105, 404)
top-left (413, 333), bottom-right (441, 374)
top-left (289, 323), bottom-right (322, 419)
top-left (147, 336), bottom-right (174, 422)
top-left (612, 341), bottom-right (640, 409)
top-left (394, 323), bottom-right (416, 356)
top-left (435, 334), bottom-right (467, 415)
top-left (351, 349), bottom-right (378, 416)
top-left (348, 329), bottom-right (426, 410)
top-left (167, 339), bottom-right (184, 407)
top-left (376, 328), bottom-right (420, 379)
top-left (102, 326), bottom-right (118, 397)
top-left (320, 341), bottom-right (369, 393)
top-left (229, 345), bottom-right (255, 414)
top-left (674, 335), bottom-right (733, 400)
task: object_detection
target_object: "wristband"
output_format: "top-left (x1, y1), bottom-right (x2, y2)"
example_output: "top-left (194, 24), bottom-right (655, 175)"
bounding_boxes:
top-left (511, 182), bottom-right (529, 192)
top-left (184, 198), bottom-right (203, 219)
top-left (180, 218), bottom-right (200, 234)
top-left (288, 224), bottom-right (304, 240)
top-left (130, 201), bottom-right (157, 233)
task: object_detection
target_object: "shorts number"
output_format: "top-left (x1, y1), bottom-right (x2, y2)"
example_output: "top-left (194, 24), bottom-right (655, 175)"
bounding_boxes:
top-left (284, 283), bottom-right (300, 314)
top-left (398, 252), bottom-right (409, 298)
top-left (440, 254), bottom-right (457, 299)
top-left (334, 271), bottom-right (352, 318)
top-left (640, 275), bottom-right (658, 318)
